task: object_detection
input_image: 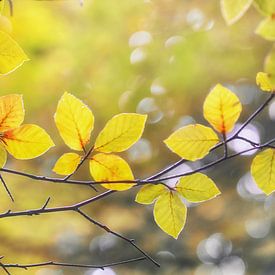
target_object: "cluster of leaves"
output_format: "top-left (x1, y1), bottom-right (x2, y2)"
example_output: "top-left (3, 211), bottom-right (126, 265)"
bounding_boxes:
top-left (0, 1), bottom-right (275, 272)
top-left (136, 83), bottom-right (240, 238)
top-left (0, 94), bottom-right (54, 166)
top-left (136, 72), bottom-right (275, 238)
top-left (53, 92), bottom-right (146, 191)
top-left (221, 0), bottom-right (275, 42)
top-left (0, 72), bottom-right (274, 240)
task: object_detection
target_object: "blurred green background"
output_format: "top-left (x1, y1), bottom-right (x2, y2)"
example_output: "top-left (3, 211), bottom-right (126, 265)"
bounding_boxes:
top-left (0, 0), bottom-right (275, 274)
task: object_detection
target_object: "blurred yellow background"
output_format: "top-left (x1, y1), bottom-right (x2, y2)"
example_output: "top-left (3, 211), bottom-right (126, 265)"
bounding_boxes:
top-left (0, 0), bottom-right (274, 274)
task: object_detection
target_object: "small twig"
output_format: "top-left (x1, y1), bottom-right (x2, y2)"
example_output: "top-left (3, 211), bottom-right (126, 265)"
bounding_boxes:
top-left (230, 93), bottom-right (275, 139)
top-left (0, 262), bottom-right (11, 275)
top-left (41, 197), bottom-right (51, 209)
top-left (77, 209), bottom-right (160, 267)
top-left (222, 132), bottom-right (228, 158)
top-left (0, 174), bottom-right (14, 202)
top-left (6, 0), bottom-right (13, 16)
top-left (64, 146), bottom-right (94, 181)
top-left (235, 136), bottom-right (259, 147)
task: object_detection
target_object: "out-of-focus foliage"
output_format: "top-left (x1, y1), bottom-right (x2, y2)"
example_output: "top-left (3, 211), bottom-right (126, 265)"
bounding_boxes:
top-left (0, 31), bottom-right (28, 75)
top-left (221, 0), bottom-right (253, 25)
top-left (256, 72), bottom-right (275, 91)
top-left (256, 17), bottom-right (275, 41)
top-left (0, 0), bottom-right (275, 274)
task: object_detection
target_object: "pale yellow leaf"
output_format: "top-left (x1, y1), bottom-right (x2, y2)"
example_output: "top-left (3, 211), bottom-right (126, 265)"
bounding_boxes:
top-left (94, 113), bottom-right (147, 153)
top-left (154, 192), bottom-right (187, 239)
top-left (176, 173), bottom-right (221, 202)
top-left (0, 30), bottom-right (29, 75)
top-left (0, 143), bottom-right (7, 168)
top-left (164, 124), bottom-right (219, 161)
top-left (264, 46), bottom-right (275, 88)
top-left (53, 152), bottom-right (81, 175)
top-left (0, 94), bottom-right (24, 132)
top-left (254, 0), bottom-right (275, 16)
top-left (135, 184), bottom-right (168, 204)
top-left (54, 92), bottom-right (94, 151)
top-left (256, 17), bottom-right (275, 41)
top-left (3, 124), bottom-right (55, 159)
top-left (203, 84), bottom-right (242, 134)
top-left (221, 0), bottom-right (253, 25)
top-left (251, 149), bottom-right (275, 195)
top-left (0, 1), bottom-right (4, 14)
top-left (256, 72), bottom-right (275, 92)
top-left (89, 153), bottom-right (134, 191)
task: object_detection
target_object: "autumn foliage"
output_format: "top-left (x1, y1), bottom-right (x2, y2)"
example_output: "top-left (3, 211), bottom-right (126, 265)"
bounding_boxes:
top-left (0, 0), bottom-right (275, 273)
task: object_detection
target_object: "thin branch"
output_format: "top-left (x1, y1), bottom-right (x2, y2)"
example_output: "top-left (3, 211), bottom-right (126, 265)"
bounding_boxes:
top-left (0, 262), bottom-right (11, 275)
top-left (3, 256), bottom-right (147, 271)
top-left (222, 133), bottom-right (228, 158)
top-left (144, 138), bottom-right (275, 183)
top-left (230, 93), bottom-right (275, 140)
top-left (77, 209), bottom-right (160, 267)
top-left (235, 136), bottom-right (259, 146)
top-left (0, 168), bottom-right (99, 190)
top-left (42, 197), bottom-right (51, 209)
top-left (0, 189), bottom-right (160, 267)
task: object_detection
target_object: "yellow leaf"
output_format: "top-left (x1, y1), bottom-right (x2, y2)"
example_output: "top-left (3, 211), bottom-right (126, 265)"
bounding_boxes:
top-left (255, 17), bottom-right (275, 41)
top-left (54, 92), bottom-right (94, 151)
top-left (94, 113), bottom-right (147, 153)
top-left (3, 124), bottom-right (55, 159)
top-left (0, 30), bottom-right (29, 75)
top-left (89, 153), bottom-right (134, 191)
top-left (203, 84), bottom-right (242, 134)
top-left (0, 94), bottom-right (24, 132)
top-left (0, 2), bottom-right (5, 14)
top-left (254, 0), bottom-right (275, 16)
top-left (0, 143), bottom-right (7, 168)
top-left (256, 72), bottom-right (275, 92)
top-left (265, 45), bottom-right (275, 86)
top-left (251, 149), bottom-right (275, 195)
top-left (53, 152), bottom-right (81, 175)
top-left (176, 173), bottom-right (221, 202)
top-left (164, 124), bottom-right (219, 161)
top-left (221, 0), bottom-right (253, 25)
top-left (153, 192), bottom-right (187, 239)
top-left (135, 184), bottom-right (168, 204)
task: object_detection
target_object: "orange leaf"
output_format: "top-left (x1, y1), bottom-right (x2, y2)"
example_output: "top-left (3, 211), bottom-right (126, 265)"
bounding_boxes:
top-left (203, 84), bottom-right (242, 134)
top-left (0, 94), bottom-right (24, 132)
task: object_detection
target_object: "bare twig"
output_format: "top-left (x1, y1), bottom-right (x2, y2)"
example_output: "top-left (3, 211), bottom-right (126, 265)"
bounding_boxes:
top-left (0, 189), bottom-right (160, 267)
top-left (2, 256), bottom-right (146, 271)
top-left (0, 174), bottom-right (14, 202)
